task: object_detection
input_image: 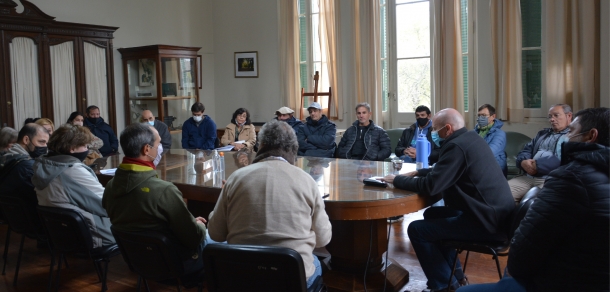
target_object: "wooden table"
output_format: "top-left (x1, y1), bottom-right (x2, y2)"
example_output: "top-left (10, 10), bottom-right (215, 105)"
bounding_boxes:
top-left (97, 150), bottom-right (432, 292)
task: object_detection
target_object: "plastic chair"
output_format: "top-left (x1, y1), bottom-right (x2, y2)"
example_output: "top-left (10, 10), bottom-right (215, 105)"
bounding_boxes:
top-left (443, 193), bottom-right (538, 287)
top-left (505, 132), bottom-right (532, 179)
top-left (37, 206), bottom-right (120, 292)
top-left (110, 227), bottom-right (204, 292)
top-left (203, 244), bottom-right (324, 292)
top-left (0, 196), bottom-right (48, 286)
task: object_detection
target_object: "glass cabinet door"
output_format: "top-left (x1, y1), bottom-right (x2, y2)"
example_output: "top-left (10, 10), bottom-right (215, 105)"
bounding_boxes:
top-left (126, 58), bottom-right (159, 124)
top-left (160, 57), bottom-right (197, 131)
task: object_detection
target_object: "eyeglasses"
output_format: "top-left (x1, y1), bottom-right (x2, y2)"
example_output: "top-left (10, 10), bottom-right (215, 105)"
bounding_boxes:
top-left (477, 114), bottom-right (490, 118)
top-left (547, 113), bottom-right (566, 119)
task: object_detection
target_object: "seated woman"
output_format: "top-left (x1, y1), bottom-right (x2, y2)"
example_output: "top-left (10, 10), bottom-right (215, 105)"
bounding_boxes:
top-left (31, 124), bottom-right (115, 248)
top-left (68, 111), bottom-right (104, 164)
top-left (35, 118), bottom-right (55, 136)
top-left (220, 108), bottom-right (256, 151)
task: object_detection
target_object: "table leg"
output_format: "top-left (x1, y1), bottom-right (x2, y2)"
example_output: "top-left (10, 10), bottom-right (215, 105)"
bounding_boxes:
top-left (323, 219), bottom-right (409, 292)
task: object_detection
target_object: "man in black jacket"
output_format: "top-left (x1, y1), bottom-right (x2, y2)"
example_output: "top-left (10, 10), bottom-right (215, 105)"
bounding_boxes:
top-left (274, 106), bottom-right (304, 135)
top-left (297, 102), bottom-right (336, 158)
top-left (457, 107), bottom-right (609, 292)
top-left (84, 105), bottom-right (118, 156)
top-left (336, 102), bottom-right (391, 161)
top-left (395, 105), bottom-right (439, 164)
top-left (141, 110), bottom-right (172, 154)
top-left (382, 108), bottom-right (514, 292)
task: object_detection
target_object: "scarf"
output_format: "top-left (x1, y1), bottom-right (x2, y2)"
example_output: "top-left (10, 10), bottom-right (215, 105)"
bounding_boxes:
top-left (478, 122), bottom-right (494, 138)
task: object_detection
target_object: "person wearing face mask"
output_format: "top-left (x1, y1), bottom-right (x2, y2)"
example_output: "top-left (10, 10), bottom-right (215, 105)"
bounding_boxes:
top-left (83, 105), bottom-right (118, 156)
top-left (458, 107), bottom-right (609, 292)
top-left (474, 104), bottom-right (507, 177)
top-left (103, 124), bottom-right (208, 281)
top-left (395, 105), bottom-right (439, 164)
top-left (181, 102), bottom-right (217, 150)
top-left (0, 124), bottom-right (49, 227)
top-left (141, 110), bottom-right (171, 154)
top-left (220, 108), bottom-right (256, 151)
top-left (508, 104), bottom-right (573, 203)
top-left (68, 111), bottom-right (104, 164)
top-left (31, 124), bottom-right (115, 248)
top-left (381, 108), bottom-right (514, 292)
top-left (297, 102), bottom-right (337, 158)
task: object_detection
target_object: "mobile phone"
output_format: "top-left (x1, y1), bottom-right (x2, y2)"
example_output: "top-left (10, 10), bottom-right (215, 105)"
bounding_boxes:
top-left (363, 178), bottom-right (388, 188)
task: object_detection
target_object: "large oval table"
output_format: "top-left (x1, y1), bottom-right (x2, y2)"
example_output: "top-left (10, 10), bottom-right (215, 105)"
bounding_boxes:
top-left (97, 150), bottom-right (433, 292)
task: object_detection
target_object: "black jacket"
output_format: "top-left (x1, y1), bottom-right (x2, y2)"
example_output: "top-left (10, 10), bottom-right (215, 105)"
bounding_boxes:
top-left (297, 115), bottom-right (336, 158)
top-left (84, 117), bottom-right (118, 156)
top-left (274, 116), bottom-right (304, 135)
top-left (394, 122), bottom-right (440, 164)
top-left (337, 120), bottom-right (391, 161)
top-left (508, 142), bottom-right (609, 291)
top-left (0, 153), bottom-right (38, 219)
top-left (393, 128), bottom-right (514, 234)
top-left (153, 120), bottom-right (172, 153)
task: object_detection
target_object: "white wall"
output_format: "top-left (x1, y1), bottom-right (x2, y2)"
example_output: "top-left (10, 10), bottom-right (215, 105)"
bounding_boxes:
top-left (28, 0), bottom-right (215, 137)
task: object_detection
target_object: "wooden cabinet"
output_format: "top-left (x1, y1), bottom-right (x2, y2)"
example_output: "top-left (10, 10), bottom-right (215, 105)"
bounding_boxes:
top-left (117, 45), bottom-right (201, 133)
top-left (0, 0), bottom-right (117, 130)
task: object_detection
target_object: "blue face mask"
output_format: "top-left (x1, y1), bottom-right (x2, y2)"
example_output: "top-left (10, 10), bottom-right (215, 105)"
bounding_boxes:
top-left (477, 116), bottom-right (489, 128)
top-left (431, 125), bottom-right (446, 147)
top-left (148, 121), bottom-right (155, 126)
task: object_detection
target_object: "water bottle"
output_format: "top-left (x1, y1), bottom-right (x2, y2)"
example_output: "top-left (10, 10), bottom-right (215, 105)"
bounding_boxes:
top-left (415, 133), bottom-right (431, 170)
top-left (219, 152), bottom-right (225, 172)
top-left (212, 150), bottom-right (220, 172)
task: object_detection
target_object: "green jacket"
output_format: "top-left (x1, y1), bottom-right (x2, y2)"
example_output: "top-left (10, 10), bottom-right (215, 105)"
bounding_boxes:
top-left (102, 164), bottom-right (206, 252)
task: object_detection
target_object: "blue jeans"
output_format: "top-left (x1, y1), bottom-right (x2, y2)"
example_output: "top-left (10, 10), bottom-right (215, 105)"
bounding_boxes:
top-left (306, 256), bottom-right (322, 288)
top-left (407, 207), bottom-right (506, 290)
top-left (456, 270), bottom-right (526, 292)
top-left (182, 238), bottom-right (207, 278)
top-left (400, 154), bottom-right (416, 163)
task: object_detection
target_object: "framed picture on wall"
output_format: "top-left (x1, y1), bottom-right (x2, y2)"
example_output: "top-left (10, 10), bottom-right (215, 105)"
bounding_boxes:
top-left (138, 59), bottom-right (155, 86)
top-left (234, 51), bottom-right (258, 78)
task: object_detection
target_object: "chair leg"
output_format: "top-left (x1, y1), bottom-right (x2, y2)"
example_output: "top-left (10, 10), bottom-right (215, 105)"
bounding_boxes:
top-left (100, 258), bottom-right (110, 292)
top-left (143, 278), bottom-right (151, 292)
top-left (447, 248), bottom-right (461, 290)
top-left (462, 250), bottom-right (470, 274)
top-left (47, 251), bottom-right (56, 292)
top-left (54, 253), bottom-right (64, 292)
top-left (2, 228), bottom-right (10, 275)
top-left (12, 234), bottom-right (26, 286)
top-left (493, 255), bottom-right (503, 279)
top-left (136, 276), bottom-right (142, 292)
top-left (92, 258), bottom-right (103, 282)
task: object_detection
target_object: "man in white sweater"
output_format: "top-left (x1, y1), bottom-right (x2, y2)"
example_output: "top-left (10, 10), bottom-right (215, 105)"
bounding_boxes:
top-left (208, 120), bottom-right (332, 288)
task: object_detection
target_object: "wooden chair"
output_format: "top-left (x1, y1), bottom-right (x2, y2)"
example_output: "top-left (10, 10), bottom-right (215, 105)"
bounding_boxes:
top-left (300, 71), bottom-right (332, 120)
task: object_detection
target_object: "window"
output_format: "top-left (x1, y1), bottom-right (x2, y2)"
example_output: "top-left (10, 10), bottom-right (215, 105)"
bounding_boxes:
top-left (380, 0), bottom-right (389, 111)
top-left (521, 0), bottom-right (542, 109)
top-left (298, 0), bottom-right (329, 108)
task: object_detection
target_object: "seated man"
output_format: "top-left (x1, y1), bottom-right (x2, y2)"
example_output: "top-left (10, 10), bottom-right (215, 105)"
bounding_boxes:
top-left (274, 106), bottom-right (304, 134)
top-left (457, 107), bottom-right (609, 292)
top-left (84, 105), bottom-right (118, 156)
top-left (181, 102), bottom-right (217, 150)
top-left (474, 104), bottom-right (507, 176)
top-left (0, 123), bottom-right (49, 220)
top-left (103, 123), bottom-right (208, 277)
top-left (297, 102), bottom-right (336, 158)
top-left (382, 108), bottom-right (514, 292)
top-left (141, 110), bottom-right (171, 154)
top-left (395, 105), bottom-right (439, 164)
top-left (207, 120), bottom-right (332, 289)
top-left (337, 102), bottom-right (391, 161)
top-left (509, 104), bottom-right (572, 202)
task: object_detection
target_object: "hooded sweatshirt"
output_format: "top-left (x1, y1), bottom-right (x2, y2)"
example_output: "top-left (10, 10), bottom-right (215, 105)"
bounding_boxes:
top-left (32, 153), bottom-right (114, 248)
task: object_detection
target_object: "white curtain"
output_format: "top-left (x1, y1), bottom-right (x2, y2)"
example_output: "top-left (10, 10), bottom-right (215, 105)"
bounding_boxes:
top-left (278, 0), bottom-right (300, 112)
top-left (10, 37), bottom-right (41, 127)
top-left (50, 41), bottom-right (76, 126)
top-left (545, 0), bottom-right (600, 111)
top-left (431, 0), bottom-right (464, 112)
top-left (84, 42), bottom-right (109, 120)
top-left (353, 0), bottom-right (382, 125)
top-left (491, 0), bottom-right (523, 122)
top-left (320, 0), bottom-right (341, 120)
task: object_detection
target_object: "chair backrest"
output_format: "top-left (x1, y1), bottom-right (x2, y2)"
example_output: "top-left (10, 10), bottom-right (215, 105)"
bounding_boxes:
top-left (203, 244), bottom-right (307, 292)
top-left (0, 196), bottom-right (43, 236)
top-left (37, 206), bottom-right (93, 253)
top-left (505, 132), bottom-right (531, 161)
top-left (110, 227), bottom-right (184, 281)
top-left (520, 186), bottom-right (541, 204)
top-left (508, 192), bottom-right (538, 239)
top-left (386, 128), bottom-right (406, 152)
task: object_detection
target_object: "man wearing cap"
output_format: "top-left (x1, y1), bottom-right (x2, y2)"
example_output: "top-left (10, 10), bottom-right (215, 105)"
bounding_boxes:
top-left (274, 106), bottom-right (304, 135)
top-left (297, 102), bottom-right (336, 158)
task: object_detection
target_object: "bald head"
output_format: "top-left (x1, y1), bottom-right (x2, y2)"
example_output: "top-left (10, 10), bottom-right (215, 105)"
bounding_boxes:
top-left (141, 110), bottom-right (155, 123)
top-left (433, 108), bottom-right (465, 130)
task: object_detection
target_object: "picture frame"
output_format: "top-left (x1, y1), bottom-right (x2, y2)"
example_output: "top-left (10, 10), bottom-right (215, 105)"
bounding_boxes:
top-left (197, 55), bottom-right (202, 89)
top-left (234, 51), bottom-right (258, 78)
top-left (138, 59), bottom-right (155, 86)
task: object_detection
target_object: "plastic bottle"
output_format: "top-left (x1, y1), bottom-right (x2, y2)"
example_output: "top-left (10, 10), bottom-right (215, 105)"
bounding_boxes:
top-left (212, 150), bottom-right (220, 172)
top-left (219, 152), bottom-right (225, 172)
top-left (415, 133), bottom-right (431, 170)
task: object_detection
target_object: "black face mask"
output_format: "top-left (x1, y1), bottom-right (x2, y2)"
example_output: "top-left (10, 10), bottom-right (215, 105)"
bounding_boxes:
top-left (87, 117), bottom-right (99, 124)
top-left (28, 144), bottom-right (48, 158)
top-left (416, 118), bottom-right (429, 127)
top-left (68, 150), bottom-right (89, 162)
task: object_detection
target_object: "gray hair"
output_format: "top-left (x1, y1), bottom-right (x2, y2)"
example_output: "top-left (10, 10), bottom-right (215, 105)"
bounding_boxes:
top-left (355, 102), bottom-right (371, 113)
top-left (120, 123), bottom-right (156, 158)
top-left (258, 120), bottom-right (298, 155)
top-left (0, 127), bottom-right (18, 149)
top-left (549, 104), bottom-right (572, 114)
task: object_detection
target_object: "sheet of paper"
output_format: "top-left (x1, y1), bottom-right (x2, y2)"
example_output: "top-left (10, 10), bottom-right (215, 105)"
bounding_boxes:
top-left (100, 168), bottom-right (117, 176)
top-left (234, 140), bottom-right (246, 144)
top-left (215, 145), bottom-right (234, 151)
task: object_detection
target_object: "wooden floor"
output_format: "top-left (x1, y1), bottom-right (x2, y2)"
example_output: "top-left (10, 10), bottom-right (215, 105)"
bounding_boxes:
top-left (0, 208), bottom-right (505, 292)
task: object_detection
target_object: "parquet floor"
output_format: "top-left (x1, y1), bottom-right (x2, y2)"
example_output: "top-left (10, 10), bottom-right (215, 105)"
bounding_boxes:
top-left (0, 208), bottom-right (505, 291)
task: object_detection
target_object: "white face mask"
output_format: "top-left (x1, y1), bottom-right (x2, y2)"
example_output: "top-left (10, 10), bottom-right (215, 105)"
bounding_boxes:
top-left (153, 144), bottom-right (163, 166)
top-left (193, 115), bottom-right (203, 122)
top-left (73, 121), bottom-right (84, 126)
